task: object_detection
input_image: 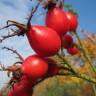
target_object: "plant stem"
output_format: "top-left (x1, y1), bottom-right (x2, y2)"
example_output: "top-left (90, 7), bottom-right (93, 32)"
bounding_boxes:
top-left (57, 53), bottom-right (96, 84)
top-left (61, 36), bottom-right (65, 56)
top-left (74, 31), bottom-right (96, 95)
top-left (61, 47), bottom-right (65, 56)
top-left (59, 67), bottom-right (96, 84)
top-left (75, 73), bottom-right (96, 84)
top-left (74, 31), bottom-right (96, 73)
top-left (57, 53), bottom-right (76, 74)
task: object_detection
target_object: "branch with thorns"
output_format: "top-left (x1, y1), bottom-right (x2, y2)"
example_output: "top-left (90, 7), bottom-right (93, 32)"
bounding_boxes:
top-left (0, 62), bottom-right (21, 72)
top-left (0, 31), bottom-right (20, 43)
top-left (27, 1), bottom-right (41, 26)
top-left (0, 1), bottom-right (41, 43)
top-left (79, 28), bottom-right (96, 44)
top-left (0, 61), bottom-right (22, 87)
top-left (0, 0), bottom-right (64, 43)
top-left (2, 47), bottom-right (24, 62)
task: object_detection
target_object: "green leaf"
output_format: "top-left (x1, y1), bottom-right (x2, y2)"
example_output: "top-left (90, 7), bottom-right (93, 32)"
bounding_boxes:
top-left (63, 4), bottom-right (72, 8)
top-left (68, 8), bottom-right (79, 18)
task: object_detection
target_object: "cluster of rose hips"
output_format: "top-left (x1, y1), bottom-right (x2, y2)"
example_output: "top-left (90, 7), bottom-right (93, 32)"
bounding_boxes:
top-left (1, 1), bottom-right (79, 96)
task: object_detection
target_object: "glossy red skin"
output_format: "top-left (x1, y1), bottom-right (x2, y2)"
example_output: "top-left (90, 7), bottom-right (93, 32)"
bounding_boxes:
top-left (46, 7), bottom-right (69, 36)
top-left (62, 34), bottom-right (73, 49)
top-left (27, 26), bottom-right (61, 57)
top-left (8, 76), bottom-right (34, 96)
top-left (8, 88), bottom-right (32, 96)
top-left (65, 12), bottom-right (78, 32)
top-left (22, 55), bottom-right (48, 79)
top-left (67, 47), bottom-right (79, 55)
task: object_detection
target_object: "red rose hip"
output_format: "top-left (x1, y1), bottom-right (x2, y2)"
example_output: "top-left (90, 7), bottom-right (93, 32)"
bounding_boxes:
top-left (62, 34), bottom-right (73, 49)
top-left (8, 75), bottom-right (34, 96)
top-left (67, 47), bottom-right (79, 55)
top-left (65, 12), bottom-right (78, 32)
top-left (22, 55), bottom-right (48, 79)
top-left (27, 26), bottom-right (61, 57)
top-left (46, 7), bottom-right (69, 36)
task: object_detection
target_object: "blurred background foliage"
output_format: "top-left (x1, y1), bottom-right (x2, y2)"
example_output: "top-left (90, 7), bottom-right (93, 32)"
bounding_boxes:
top-left (33, 76), bottom-right (94, 96)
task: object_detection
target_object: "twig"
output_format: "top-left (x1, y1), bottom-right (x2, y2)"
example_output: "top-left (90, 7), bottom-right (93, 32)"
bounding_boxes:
top-left (0, 20), bottom-right (28, 43)
top-left (80, 28), bottom-right (96, 44)
top-left (0, 63), bottom-right (5, 71)
top-left (27, 1), bottom-right (41, 26)
top-left (0, 20), bottom-right (26, 30)
top-left (57, 53), bottom-right (76, 74)
top-left (74, 31), bottom-right (96, 73)
top-left (0, 31), bottom-right (20, 43)
top-left (0, 62), bottom-right (21, 72)
top-left (76, 73), bottom-right (96, 84)
top-left (2, 47), bottom-right (24, 61)
top-left (0, 1), bottom-right (41, 43)
top-left (59, 71), bottom-right (96, 84)
top-left (73, 30), bottom-right (96, 95)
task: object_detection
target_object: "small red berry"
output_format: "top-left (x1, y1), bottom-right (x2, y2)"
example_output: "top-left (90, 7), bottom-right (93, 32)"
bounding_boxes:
top-left (65, 12), bottom-right (78, 32)
top-left (62, 34), bottom-right (73, 49)
top-left (8, 75), bottom-right (35, 96)
top-left (67, 47), bottom-right (79, 55)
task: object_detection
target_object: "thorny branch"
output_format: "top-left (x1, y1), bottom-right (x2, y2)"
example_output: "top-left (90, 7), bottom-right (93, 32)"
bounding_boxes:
top-left (79, 28), bottom-right (96, 44)
top-left (0, 30), bottom-right (20, 43)
top-left (0, 62), bottom-right (21, 72)
top-left (57, 53), bottom-right (76, 74)
top-left (27, 0), bottom-right (41, 26)
top-left (2, 47), bottom-right (24, 62)
top-left (0, 1), bottom-right (41, 43)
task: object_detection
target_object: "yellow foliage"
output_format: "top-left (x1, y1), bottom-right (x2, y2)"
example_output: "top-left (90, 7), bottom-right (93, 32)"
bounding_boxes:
top-left (82, 36), bottom-right (96, 57)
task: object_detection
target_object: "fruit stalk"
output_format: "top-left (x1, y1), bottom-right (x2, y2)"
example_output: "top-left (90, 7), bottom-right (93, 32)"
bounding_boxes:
top-left (75, 73), bottom-right (96, 84)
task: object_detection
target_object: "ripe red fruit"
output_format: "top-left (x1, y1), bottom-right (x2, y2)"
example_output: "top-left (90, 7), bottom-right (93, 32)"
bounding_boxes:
top-left (8, 90), bottom-right (31, 96)
top-left (8, 88), bottom-right (32, 96)
top-left (27, 26), bottom-right (61, 57)
top-left (67, 47), bottom-right (79, 55)
top-left (62, 34), bottom-right (73, 49)
top-left (65, 12), bottom-right (78, 32)
top-left (22, 55), bottom-right (48, 79)
top-left (46, 7), bottom-right (69, 36)
top-left (8, 76), bottom-right (34, 96)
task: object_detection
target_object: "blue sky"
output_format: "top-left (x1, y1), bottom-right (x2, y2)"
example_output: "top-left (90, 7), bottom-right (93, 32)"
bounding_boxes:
top-left (0, 0), bottom-right (96, 88)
